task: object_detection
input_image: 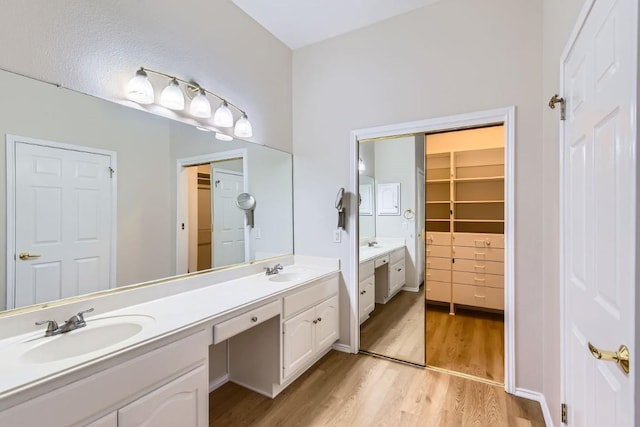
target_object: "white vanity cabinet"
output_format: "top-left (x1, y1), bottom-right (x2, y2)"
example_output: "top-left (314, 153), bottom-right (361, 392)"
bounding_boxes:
top-left (358, 260), bottom-right (375, 324)
top-left (375, 248), bottom-right (406, 304)
top-left (0, 330), bottom-right (209, 427)
top-left (282, 276), bottom-right (339, 380)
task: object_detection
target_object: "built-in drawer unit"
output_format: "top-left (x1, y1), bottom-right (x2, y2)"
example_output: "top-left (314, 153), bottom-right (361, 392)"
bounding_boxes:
top-left (426, 257), bottom-right (452, 271)
top-left (213, 300), bottom-right (281, 344)
top-left (426, 245), bottom-right (451, 258)
top-left (453, 284), bottom-right (504, 310)
top-left (426, 268), bottom-right (450, 283)
top-left (452, 271), bottom-right (504, 289)
top-left (426, 232), bottom-right (452, 246)
top-left (374, 255), bottom-right (390, 268)
top-left (426, 280), bottom-right (450, 303)
top-left (452, 232), bottom-right (504, 249)
top-left (453, 246), bottom-right (504, 263)
top-left (452, 258), bottom-right (503, 275)
top-left (283, 275), bottom-right (339, 318)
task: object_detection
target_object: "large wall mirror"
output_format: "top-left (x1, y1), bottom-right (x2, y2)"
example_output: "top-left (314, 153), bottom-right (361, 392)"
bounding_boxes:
top-left (0, 68), bottom-right (293, 313)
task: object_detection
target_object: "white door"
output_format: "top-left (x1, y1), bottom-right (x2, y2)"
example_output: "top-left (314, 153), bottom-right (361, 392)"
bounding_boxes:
top-left (211, 169), bottom-right (245, 267)
top-left (561, 0), bottom-right (636, 425)
top-left (11, 138), bottom-right (115, 309)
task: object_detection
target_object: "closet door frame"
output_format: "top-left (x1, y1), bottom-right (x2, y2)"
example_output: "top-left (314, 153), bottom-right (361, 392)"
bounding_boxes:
top-left (348, 107), bottom-right (515, 394)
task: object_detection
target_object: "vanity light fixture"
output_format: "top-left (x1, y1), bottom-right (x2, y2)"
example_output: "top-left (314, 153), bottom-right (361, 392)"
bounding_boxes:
top-left (125, 67), bottom-right (253, 138)
top-left (358, 157), bottom-right (366, 173)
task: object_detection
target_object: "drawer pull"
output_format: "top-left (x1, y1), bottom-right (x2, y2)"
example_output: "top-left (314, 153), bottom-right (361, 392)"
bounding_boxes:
top-left (397, 268), bottom-right (402, 272)
top-left (313, 319), bottom-right (318, 324)
top-left (473, 278), bottom-right (486, 282)
top-left (317, 317), bottom-right (322, 322)
top-left (474, 252), bottom-right (486, 259)
top-left (251, 316), bottom-right (258, 322)
top-left (474, 264), bottom-right (486, 270)
top-left (475, 239), bottom-right (491, 247)
top-left (473, 295), bottom-right (486, 299)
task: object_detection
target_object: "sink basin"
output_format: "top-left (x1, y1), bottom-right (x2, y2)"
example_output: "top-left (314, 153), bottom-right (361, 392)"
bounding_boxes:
top-left (20, 315), bottom-right (154, 364)
top-left (268, 272), bottom-right (310, 283)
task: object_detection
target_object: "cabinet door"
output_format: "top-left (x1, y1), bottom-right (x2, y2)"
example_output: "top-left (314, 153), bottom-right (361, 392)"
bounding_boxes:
top-left (118, 366), bottom-right (207, 427)
top-left (361, 277), bottom-right (375, 319)
top-left (389, 261), bottom-right (406, 294)
top-left (283, 306), bottom-right (316, 378)
top-left (314, 295), bottom-right (339, 351)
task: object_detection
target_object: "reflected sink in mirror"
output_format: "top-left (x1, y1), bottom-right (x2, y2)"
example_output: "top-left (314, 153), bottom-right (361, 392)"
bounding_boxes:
top-left (20, 315), bottom-right (155, 364)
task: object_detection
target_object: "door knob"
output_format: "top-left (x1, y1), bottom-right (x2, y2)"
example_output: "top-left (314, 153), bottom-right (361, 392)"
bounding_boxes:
top-left (18, 252), bottom-right (41, 260)
top-left (588, 342), bottom-right (630, 374)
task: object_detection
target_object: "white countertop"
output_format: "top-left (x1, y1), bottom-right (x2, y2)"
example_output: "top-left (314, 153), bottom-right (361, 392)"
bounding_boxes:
top-left (0, 259), bottom-right (339, 402)
top-left (359, 241), bottom-right (406, 263)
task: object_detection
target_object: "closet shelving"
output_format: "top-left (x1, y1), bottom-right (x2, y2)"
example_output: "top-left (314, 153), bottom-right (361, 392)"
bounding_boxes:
top-left (425, 144), bottom-right (505, 312)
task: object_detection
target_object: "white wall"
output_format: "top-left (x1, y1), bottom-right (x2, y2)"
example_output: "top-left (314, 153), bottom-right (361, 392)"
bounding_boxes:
top-left (0, 0), bottom-right (292, 152)
top-left (541, 0), bottom-right (589, 424)
top-left (293, 0), bottom-right (543, 392)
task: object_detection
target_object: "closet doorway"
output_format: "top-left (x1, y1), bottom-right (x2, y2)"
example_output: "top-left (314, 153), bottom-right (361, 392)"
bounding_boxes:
top-left (424, 125), bottom-right (506, 384)
top-left (351, 108), bottom-right (515, 392)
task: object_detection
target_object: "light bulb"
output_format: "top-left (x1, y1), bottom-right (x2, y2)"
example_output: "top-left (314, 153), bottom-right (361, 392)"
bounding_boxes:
top-left (213, 101), bottom-right (234, 128)
top-left (215, 132), bottom-right (233, 141)
top-left (126, 68), bottom-right (154, 104)
top-left (160, 78), bottom-right (185, 110)
top-left (234, 113), bottom-right (253, 138)
top-left (189, 88), bottom-right (211, 118)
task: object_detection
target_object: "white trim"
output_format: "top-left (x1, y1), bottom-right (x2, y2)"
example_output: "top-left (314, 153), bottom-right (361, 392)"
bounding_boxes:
top-left (514, 388), bottom-right (554, 427)
top-left (5, 134), bottom-right (117, 310)
top-left (175, 149), bottom-right (249, 274)
top-left (349, 106), bottom-right (516, 394)
top-left (331, 342), bottom-right (356, 354)
top-left (209, 373), bottom-right (230, 392)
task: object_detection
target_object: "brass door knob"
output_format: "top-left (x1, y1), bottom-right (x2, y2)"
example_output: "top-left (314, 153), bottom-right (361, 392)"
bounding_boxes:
top-left (18, 252), bottom-right (41, 260)
top-left (588, 342), bottom-right (630, 374)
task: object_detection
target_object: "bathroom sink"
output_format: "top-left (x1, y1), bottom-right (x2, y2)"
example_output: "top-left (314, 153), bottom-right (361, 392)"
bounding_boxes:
top-left (268, 272), bottom-right (310, 283)
top-left (20, 315), bottom-right (154, 364)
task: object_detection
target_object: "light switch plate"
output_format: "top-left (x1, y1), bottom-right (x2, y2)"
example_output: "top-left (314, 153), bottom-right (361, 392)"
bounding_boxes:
top-left (333, 229), bottom-right (342, 243)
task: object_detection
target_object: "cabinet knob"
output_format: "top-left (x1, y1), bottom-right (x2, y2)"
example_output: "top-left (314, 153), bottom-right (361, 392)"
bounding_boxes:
top-left (317, 317), bottom-right (322, 322)
top-left (313, 319), bottom-right (318, 324)
top-left (251, 316), bottom-right (258, 322)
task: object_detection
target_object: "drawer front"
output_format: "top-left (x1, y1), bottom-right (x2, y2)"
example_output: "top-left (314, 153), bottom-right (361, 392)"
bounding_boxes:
top-left (213, 300), bottom-right (281, 344)
top-left (389, 261), bottom-right (406, 293)
top-left (359, 260), bottom-right (374, 278)
top-left (426, 245), bottom-right (451, 258)
top-left (452, 271), bottom-right (504, 289)
top-left (426, 268), bottom-right (450, 283)
top-left (426, 280), bottom-right (450, 303)
top-left (426, 256), bottom-right (451, 271)
top-left (453, 284), bottom-right (504, 310)
top-left (283, 274), bottom-right (339, 318)
top-left (452, 258), bottom-right (503, 275)
top-left (374, 255), bottom-right (390, 268)
top-left (390, 248), bottom-right (405, 264)
top-left (453, 246), bottom-right (504, 262)
top-left (426, 232), bottom-right (451, 246)
top-left (452, 232), bottom-right (504, 249)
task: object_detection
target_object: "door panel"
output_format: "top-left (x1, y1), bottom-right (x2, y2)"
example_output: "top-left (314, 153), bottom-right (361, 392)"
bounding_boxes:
top-left (212, 170), bottom-right (245, 268)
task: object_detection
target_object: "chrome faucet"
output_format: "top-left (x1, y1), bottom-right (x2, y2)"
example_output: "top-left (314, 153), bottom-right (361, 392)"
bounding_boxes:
top-left (35, 308), bottom-right (94, 337)
top-left (367, 241), bottom-right (378, 247)
top-left (264, 263), bottom-right (284, 276)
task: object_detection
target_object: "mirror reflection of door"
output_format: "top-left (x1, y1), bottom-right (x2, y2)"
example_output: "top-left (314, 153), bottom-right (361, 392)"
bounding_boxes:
top-left (186, 158), bottom-right (245, 272)
top-left (358, 136), bottom-right (426, 366)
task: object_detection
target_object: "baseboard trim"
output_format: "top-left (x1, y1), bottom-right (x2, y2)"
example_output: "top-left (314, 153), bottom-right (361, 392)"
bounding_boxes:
top-left (332, 342), bottom-right (355, 354)
top-left (401, 286), bottom-right (420, 293)
top-left (209, 374), bottom-right (229, 392)
top-left (514, 388), bottom-right (554, 427)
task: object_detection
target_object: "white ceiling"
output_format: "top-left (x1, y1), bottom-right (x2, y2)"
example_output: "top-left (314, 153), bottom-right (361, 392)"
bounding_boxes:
top-left (232, 0), bottom-right (443, 49)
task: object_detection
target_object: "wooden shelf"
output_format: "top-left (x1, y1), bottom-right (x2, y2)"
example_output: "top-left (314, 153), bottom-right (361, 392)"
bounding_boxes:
top-left (453, 219), bottom-right (504, 223)
top-left (454, 200), bottom-right (504, 204)
top-left (454, 176), bottom-right (504, 183)
top-left (426, 179), bottom-right (451, 183)
top-left (426, 201), bottom-right (450, 204)
top-left (426, 219), bottom-right (450, 222)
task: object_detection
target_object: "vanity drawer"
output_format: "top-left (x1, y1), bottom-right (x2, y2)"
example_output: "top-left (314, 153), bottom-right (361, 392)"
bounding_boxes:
top-left (453, 246), bottom-right (503, 262)
top-left (426, 280), bottom-right (450, 303)
top-left (426, 245), bottom-right (451, 258)
top-left (283, 274), bottom-right (339, 318)
top-left (374, 255), bottom-right (390, 268)
top-left (425, 268), bottom-right (450, 283)
top-left (426, 257), bottom-right (451, 271)
top-left (426, 232), bottom-right (451, 246)
top-left (390, 248), bottom-right (405, 264)
top-left (452, 232), bottom-right (504, 249)
top-left (214, 300), bottom-right (281, 344)
top-left (452, 271), bottom-right (504, 289)
top-left (452, 258), bottom-right (503, 275)
top-left (359, 260), bottom-right (374, 278)
top-left (453, 284), bottom-right (504, 310)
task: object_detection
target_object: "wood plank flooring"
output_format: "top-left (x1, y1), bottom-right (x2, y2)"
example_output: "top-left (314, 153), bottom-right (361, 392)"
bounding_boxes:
top-left (426, 304), bottom-right (505, 383)
top-left (359, 290), bottom-right (425, 365)
top-left (209, 351), bottom-right (545, 426)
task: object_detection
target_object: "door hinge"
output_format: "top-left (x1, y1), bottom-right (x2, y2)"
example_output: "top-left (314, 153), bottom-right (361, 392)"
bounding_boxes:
top-left (108, 166), bottom-right (115, 178)
top-left (561, 403), bottom-right (568, 424)
top-left (548, 94), bottom-right (566, 121)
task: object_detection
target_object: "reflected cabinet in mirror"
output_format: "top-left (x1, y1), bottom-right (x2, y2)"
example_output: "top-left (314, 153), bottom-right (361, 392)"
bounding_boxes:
top-left (1, 68), bottom-right (293, 313)
top-left (357, 136), bottom-right (425, 365)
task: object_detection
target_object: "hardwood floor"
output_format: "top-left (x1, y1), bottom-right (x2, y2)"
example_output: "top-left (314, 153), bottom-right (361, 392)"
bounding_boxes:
top-left (359, 289), bottom-right (425, 365)
top-left (209, 351), bottom-right (545, 426)
top-left (426, 304), bottom-right (505, 383)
